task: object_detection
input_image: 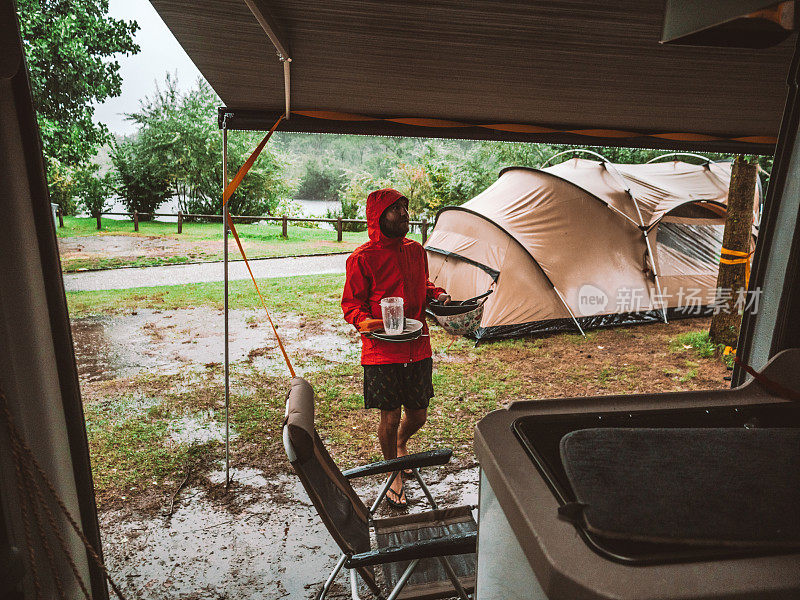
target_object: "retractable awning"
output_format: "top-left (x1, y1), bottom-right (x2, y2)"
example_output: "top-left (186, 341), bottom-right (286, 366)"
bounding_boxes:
top-left (149, 1), bottom-right (795, 152)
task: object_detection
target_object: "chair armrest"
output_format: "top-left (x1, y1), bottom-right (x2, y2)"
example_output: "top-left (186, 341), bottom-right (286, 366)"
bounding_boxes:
top-left (342, 449), bottom-right (452, 479)
top-left (345, 532), bottom-right (477, 568)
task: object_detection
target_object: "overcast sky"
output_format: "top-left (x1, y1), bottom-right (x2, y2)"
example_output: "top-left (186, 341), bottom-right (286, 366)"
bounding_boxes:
top-left (93, 0), bottom-right (205, 136)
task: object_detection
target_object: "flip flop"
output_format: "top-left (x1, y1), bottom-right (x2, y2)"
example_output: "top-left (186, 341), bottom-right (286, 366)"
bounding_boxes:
top-left (385, 485), bottom-right (408, 509)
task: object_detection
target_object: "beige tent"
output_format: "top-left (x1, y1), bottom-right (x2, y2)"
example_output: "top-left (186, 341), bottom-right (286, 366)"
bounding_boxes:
top-left (426, 157), bottom-right (760, 339)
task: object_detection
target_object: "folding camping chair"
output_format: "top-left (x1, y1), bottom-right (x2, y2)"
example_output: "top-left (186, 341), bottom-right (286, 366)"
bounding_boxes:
top-left (283, 377), bottom-right (477, 600)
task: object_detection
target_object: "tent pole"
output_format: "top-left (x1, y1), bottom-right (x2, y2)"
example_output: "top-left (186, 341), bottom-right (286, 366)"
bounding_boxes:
top-left (642, 231), bottom-right (669, 323)
top-left (552, 286), bottom-right (585, 336)
top-left (624, 185), bottom-right (669, 324)
top-left (604, 203), bottom-right (640, 227)
top-left (603, 159), bottom-right (669, 325)
top-left (223, 117), bottom-right (230, 488)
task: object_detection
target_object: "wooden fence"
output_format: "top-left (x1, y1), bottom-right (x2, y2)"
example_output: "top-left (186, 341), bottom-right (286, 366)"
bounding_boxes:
top-left (56, 209), bottom-right (430, 244)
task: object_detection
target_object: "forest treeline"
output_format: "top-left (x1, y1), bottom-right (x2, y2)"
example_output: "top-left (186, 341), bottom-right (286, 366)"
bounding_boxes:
top-left (56, 77), bottom-right (776, 226)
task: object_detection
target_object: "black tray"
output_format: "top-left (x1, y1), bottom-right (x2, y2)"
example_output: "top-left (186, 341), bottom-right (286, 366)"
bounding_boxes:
top-left (367, 318), bottom-right (423, 342)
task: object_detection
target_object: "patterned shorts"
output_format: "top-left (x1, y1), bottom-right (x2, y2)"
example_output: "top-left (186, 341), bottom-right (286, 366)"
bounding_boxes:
top-left (363, 358), bottom-right (434, 411)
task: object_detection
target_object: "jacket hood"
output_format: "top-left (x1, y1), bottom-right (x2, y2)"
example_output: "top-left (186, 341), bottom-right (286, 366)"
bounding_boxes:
top-left (366, 188), bottom-right (406, 244)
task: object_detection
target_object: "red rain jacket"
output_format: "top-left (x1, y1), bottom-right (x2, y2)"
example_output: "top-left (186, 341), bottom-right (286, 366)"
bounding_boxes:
top-left (342, 188), bottom-right (446, 365)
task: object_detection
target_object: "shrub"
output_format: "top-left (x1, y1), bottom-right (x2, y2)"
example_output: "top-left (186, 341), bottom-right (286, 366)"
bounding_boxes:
top-left (75, 165), bottom-right (113, 219)
top-left (296, 160), bottom-right (348, 201)
top-left (110, 136), bottom-right (171, 219)
top-left (47, 162), bottom-right (78, 216)
top-left (327, 172), bottom-right (391, 232)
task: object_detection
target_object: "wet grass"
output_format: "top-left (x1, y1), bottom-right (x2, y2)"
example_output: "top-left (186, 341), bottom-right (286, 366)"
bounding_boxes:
top-left (57, 216), bottom-right (367, 241)
top-left (82, 318), bottom-right (731, 512)
top-left (58, 216), bottom-right (422, 271)
top-left (74, 278), bottom-right (731, 512)
top-left (81, 352), bottom-right (519, 507)
top-left (67, 273), bottom-right (347, 318)
top-left (669, 330), bottom-right (722, 359)
top-left (82, 372), bottom-right (223, 507)
top-left (84, 397), bottom-right (188, 499)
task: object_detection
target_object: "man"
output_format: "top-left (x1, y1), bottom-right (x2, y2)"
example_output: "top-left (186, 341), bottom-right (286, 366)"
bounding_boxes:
top-left (342, 188), bottom-right (450, 508)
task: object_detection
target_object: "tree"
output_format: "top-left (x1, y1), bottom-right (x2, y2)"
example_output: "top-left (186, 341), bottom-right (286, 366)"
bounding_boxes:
top-left (46, 161), bottom-right (78, 216)
top-left (120, 76), bottom-right (289, 218)
top-left (328, 172), bottom-right (389, 232)
top-left (74, 164), bottom-right (112, 221)
top-left (709, 156), bottom-right (758, 347)
top-left (296, 160), bottom-right (348, 201)
top-left (17, 0), bottom-right (139, 175)
top-left (110, 136), bottom-right (172, 218)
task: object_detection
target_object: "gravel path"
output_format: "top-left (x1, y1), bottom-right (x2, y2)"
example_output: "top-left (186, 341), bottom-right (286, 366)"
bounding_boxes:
top-left (63, 254), bottom-right (348, 292)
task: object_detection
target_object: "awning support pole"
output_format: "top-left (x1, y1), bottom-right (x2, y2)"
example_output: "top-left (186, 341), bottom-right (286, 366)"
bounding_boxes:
top-left (243, 0), bottom-right (292, 119)
top-left (553, 286), bottom-right (586, 337)
top-left (282, 58), bottom-right (291, 119)
top-left (222, 114), bottom-right (231, 488)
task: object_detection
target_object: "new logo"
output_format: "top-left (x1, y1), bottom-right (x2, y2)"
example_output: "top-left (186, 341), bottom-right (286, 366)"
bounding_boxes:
top-left (577, 284), bottom-right (609, 316)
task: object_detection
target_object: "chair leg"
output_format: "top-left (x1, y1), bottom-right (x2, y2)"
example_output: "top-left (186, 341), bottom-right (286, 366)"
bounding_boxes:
top-left (386, 559), bottom-right (420, 600)
top-left (436, 555), bottom-right (471, 600)
top-left (412, 470), bottom-right (439, 510)
top-left (370, 472), bottom-right (400, 515)
top-left (317, 553), bottom-right (348, 600)
top-left (349, 568), bottom-right (363, 600)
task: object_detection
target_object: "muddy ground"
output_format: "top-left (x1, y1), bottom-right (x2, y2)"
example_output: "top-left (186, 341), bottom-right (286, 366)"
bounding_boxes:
top-left (58, 235), bottom-right (218, 266)
top-left (71, 309), bottom-right (727, 599)
top-left (71, 308), bottom-right (357, 382)
top-left (100, 467), bottom-right (477, 599)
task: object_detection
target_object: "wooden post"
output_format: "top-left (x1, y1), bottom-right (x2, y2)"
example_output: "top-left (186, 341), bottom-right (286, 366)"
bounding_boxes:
top-left (282, 215), bottom-right (288, 238)
top-left (709, 156), bottom-right (758, 347)
top-left (96, 214), bottom-right (101, 230)
top-left (337, 217), bottom-right (343, 242)
top-left (57, 207), bottom-right (64, 228)
top-left (133, 210), bottom-right (139, 232)
top-left (422, 217), bottom-right (428, 245)
top-left (177, 210), bottom-right (183, 234)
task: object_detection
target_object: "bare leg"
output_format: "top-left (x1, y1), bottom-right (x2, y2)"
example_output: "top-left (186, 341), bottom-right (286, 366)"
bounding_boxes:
top-left (397, 408), bottom-right (428, 460)
top-left (378, 409), bottom-right (405, 501)
top-left (378, 408), bottom-right (401, 460)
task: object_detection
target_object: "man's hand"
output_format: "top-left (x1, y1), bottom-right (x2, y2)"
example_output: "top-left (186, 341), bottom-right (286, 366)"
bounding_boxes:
top-left (437, 293), bottom-right (451, 305)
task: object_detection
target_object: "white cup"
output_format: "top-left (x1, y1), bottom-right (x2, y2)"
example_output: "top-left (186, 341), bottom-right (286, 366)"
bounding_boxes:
top-left (380, 297), bottom-right (404, 335)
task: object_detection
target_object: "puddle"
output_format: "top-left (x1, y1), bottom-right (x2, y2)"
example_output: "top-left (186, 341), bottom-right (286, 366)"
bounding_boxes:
top-left (168, 414), bottom-right (232, 445)
top-left (100, 466), bottom-right (478, 599)
top-left (207, 467), bottom-right (269, 489)
top-left (71, 308), bottom-right (357, 381)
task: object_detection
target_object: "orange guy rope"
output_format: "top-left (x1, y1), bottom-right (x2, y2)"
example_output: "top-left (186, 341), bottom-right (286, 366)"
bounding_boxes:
top-left (222, 115), bottom-right (296, 378)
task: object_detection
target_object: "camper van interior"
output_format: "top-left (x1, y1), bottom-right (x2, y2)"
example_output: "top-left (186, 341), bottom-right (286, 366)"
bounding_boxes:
top-left (2, 0), bottom-right (800, 598)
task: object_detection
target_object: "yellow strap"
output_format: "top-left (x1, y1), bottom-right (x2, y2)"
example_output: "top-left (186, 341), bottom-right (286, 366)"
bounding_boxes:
top-left (223, 116), bottom-right (284, 203)
top-left (719, 257), bottom-right (749, 265)
top-left (719, 247), bottom-right (754, 288)
top-left (222, 116), bottom-right (296, 378)
top-left (721, 247), bottom-right (752, 257)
